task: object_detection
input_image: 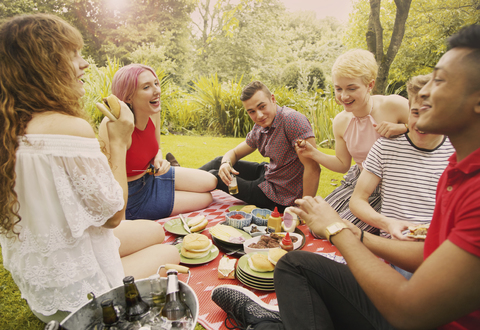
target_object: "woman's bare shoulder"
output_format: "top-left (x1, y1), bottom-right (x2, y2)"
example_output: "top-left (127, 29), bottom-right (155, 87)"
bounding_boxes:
top-left (26, 112), bottom-right (95, 138)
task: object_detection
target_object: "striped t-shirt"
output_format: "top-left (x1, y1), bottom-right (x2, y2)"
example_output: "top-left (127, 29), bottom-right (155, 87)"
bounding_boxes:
top-left (363, 134), bottom-right (454, 230)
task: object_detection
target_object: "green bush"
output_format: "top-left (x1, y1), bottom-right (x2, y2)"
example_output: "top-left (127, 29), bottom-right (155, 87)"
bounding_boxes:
top-left (82, 59), bottom-right (340, 145)
top-left (280, 62), bottom-right (326, 91)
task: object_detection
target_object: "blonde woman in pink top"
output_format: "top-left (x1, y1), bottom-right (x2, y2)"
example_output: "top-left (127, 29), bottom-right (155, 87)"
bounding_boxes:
top-left (297, 49), bottom-right (409, 234)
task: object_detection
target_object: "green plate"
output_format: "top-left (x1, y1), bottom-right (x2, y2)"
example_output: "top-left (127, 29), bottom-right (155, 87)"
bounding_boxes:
top-left (236, 269), bottom-right (275, 291)
top-left (164, 217), bottom-right (205, 236)
top-left (228, 205), bottom-right (245, 212)
top-left (175, 243), bottom-right (219, 265)
top-left (237, 251), bottom-right (274, 279)
top-left (237, 265), bottom-right (274, 284)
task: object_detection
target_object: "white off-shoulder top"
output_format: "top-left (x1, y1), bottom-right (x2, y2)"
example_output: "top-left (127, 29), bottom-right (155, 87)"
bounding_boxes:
top-left (0, 134), bottom-right (125, 316)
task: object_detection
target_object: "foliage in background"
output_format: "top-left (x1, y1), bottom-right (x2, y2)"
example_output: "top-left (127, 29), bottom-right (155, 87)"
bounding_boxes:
top-left (281, 61), bottom-right (326, 91)
top-left (346, 0), bottom-right (480, 93)
top-left (82, 60), bottom-right (342, 144)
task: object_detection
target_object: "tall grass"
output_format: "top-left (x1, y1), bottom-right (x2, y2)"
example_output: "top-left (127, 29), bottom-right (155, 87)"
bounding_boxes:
top-left (82, 59), bottom-right (342, 146)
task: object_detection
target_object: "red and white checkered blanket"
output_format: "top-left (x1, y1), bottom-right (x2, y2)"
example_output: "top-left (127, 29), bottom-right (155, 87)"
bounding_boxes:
top-left (157, 190), bottom-right (342, 330)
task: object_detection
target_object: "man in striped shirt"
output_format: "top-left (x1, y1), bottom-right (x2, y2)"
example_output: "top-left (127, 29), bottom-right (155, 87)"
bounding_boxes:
top-left (349, 74), bottom-right (454, 240)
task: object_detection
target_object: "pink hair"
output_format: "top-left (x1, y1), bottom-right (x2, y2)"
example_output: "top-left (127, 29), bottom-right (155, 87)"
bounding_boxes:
top-left (111, 64), bottom-right (158, 104)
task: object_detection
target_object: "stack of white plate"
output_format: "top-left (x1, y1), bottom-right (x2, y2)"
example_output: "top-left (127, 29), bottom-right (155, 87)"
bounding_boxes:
top-left (236, 252), bottom-right (275, 291)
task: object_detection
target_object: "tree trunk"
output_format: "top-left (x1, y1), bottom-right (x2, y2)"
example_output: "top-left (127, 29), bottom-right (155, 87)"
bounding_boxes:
top-left (367, 0), bottom-right (412, 95)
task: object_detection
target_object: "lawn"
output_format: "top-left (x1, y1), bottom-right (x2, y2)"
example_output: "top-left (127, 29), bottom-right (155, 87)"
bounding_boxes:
top-left (0, 135), bottom-right (344, 329)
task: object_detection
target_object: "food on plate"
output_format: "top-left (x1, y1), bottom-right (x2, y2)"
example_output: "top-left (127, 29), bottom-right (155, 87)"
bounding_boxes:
top-left (209, 224), bottom-right (246, 243)
top-left (247, 253), bottom-right (275, 272)
top-left (230, 214), bottom-right (245, 220)
top-left (187, 215), bottom-right (208, 232)
top-left (296, 139), bottom-right (306, 148)
top-left (218, 256), bottom-right (237, 279)
top-left (268, 248), bottom-right (288, 265)
top-left (407, 223), bottom-right (430, 239)
top-left (248, 233), bottom-right (298, 249)
top-left (240, 205), bottom-right (256, 213)
top-left (181, 233), bottom-right (212, 259)
top-left (96, 94), bottom-right (121, 121)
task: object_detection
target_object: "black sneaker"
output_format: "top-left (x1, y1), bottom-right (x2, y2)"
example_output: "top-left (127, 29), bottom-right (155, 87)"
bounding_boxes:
top-left (211, 284), bottom-right (282, 330)
top-left (166, 152), bottom-right (180, 167)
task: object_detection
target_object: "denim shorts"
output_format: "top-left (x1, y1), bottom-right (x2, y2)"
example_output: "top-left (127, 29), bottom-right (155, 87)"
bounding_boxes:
top-left (126, 167), bottom-right (175, 220)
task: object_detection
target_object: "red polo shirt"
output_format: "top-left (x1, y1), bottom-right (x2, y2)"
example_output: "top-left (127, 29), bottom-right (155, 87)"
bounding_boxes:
top-left (425, 147), bottom-right (480, 329)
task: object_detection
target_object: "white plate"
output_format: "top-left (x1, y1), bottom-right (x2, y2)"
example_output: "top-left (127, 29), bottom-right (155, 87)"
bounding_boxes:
top-left (243, 232), bottom-right (303, 254)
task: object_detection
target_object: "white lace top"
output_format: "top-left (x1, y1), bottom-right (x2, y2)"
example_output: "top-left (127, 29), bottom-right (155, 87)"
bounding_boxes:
top-left (0, 134), bottom-right (125, 316)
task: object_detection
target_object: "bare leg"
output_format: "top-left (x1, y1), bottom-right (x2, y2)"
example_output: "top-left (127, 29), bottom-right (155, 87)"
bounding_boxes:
top-left (114, 220), bottom-right (165, 257)
top-left (114, 220), bottom-right (181, 278)
top-left (174, 167), bottom-right (217, 192)
top-left (170, 190), bottom-right (213, 216)
top-left (121, 244), bottom-right (180, 278)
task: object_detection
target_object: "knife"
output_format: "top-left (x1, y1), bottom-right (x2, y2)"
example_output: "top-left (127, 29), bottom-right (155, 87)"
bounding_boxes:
top-left (179, 214), bottom-right (192, 234)
top-left (132, 168), bottom-right (159, 175)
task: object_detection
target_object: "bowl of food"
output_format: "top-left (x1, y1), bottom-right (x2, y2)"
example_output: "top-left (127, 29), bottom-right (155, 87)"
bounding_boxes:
top-left (225, 211), bottom-right (252, 229)
top-left (251, 208), bottom-right (271, 226)
top-left (243, 232), bottom-right (302, 254)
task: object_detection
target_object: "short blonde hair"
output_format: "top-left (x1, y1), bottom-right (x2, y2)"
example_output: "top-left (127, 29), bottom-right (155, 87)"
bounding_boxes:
top-left (332, 49), bottom-right (378, 85)
top-left (406, 73), bottom-right (432, 107)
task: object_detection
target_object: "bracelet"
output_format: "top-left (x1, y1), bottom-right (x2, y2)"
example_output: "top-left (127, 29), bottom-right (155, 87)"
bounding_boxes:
top-left (220, 160), bottom-right (232, 168)
top-left (360, 229), bottom-right (365, 243)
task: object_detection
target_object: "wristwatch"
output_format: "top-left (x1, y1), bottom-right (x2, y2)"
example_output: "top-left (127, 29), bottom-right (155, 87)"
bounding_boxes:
top-left (325, 222), bottom-right (348, 244)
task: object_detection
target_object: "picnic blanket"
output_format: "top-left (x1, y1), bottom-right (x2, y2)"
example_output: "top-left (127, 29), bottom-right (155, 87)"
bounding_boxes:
top-left (157, 190), bottom-right (343, 330)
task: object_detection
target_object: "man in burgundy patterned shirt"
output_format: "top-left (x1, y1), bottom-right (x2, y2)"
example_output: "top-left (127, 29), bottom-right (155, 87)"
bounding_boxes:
top-left (200, 81), bottom-right (320, 212)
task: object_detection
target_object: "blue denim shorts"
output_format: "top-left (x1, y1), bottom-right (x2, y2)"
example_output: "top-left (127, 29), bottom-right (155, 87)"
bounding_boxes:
top-left (126, 167), bottom-right (175, 220)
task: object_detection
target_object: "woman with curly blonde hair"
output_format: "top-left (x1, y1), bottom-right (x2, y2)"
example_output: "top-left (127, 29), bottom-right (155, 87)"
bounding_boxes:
top-left (0, 14), bottom-right (179, 323)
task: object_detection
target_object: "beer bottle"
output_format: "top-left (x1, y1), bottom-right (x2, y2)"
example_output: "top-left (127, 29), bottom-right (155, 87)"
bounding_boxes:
top-left (161, 269), bottom-right (186, 321)
top-left (149, 273), bottom-right (166, 313)
top-left (123, 276), bottom-right (150, 323)
top-left (101, 298), bottom-right (120, 328)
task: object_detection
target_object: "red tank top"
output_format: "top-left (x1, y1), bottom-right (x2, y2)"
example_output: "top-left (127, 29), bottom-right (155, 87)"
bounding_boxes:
top-left (126, 118), bottom-right (158, 177)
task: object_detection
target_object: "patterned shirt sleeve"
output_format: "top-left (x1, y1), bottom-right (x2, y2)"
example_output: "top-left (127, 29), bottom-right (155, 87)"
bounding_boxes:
top-left (283, 111), bottom-right (314, 147)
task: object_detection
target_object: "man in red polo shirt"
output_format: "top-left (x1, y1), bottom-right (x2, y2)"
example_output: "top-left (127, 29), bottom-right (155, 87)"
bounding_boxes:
top-left (211, 25), bottom-right (480, 330)
top-left (200, 81), bottom-right (320, 212)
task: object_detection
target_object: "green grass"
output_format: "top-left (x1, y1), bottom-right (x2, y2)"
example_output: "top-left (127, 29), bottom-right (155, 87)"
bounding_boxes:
top-left (0, 135), bottom-right (344, 329)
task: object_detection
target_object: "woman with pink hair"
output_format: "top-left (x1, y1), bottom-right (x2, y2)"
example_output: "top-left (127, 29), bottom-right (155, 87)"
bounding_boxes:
top-left (99, 64), bottom-right (217, 220)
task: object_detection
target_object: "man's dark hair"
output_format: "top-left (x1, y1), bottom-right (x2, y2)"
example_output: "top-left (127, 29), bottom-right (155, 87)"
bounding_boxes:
top-left (240, 81), bottom-right (272, 102)
top-left (448, 25), bottom-right (480, 50)
top-left (448, 25), bottom-right (480, 91)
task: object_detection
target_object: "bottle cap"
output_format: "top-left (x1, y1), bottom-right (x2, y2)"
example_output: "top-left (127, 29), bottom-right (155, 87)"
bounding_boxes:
top-left (101, 299), bottom-right (114, 307)
top-left (282, 232), bottom-right (292, 245)
top-left (271, 207), bottom-right (280, 217)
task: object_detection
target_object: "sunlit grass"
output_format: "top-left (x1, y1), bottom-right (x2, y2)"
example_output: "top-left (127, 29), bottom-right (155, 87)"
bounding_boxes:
top-left (1, 135), bottom-right (344, 329)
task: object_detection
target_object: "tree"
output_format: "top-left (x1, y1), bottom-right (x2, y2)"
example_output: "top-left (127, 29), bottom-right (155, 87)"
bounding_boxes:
top-left (346, 0), bottom-right (480, 94)
top-left (366, 0), bottom-right (412, 94)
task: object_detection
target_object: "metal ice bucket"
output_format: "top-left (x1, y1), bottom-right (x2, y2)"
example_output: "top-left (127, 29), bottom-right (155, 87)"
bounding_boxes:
top-left (61, 265), bottom-right (198, 329)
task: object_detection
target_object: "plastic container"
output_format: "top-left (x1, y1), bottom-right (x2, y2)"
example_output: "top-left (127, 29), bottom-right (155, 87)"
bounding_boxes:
top-left (280, 232), bottom-right (294, 251)
top-left (267, 207), bottom-right (282, 233)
